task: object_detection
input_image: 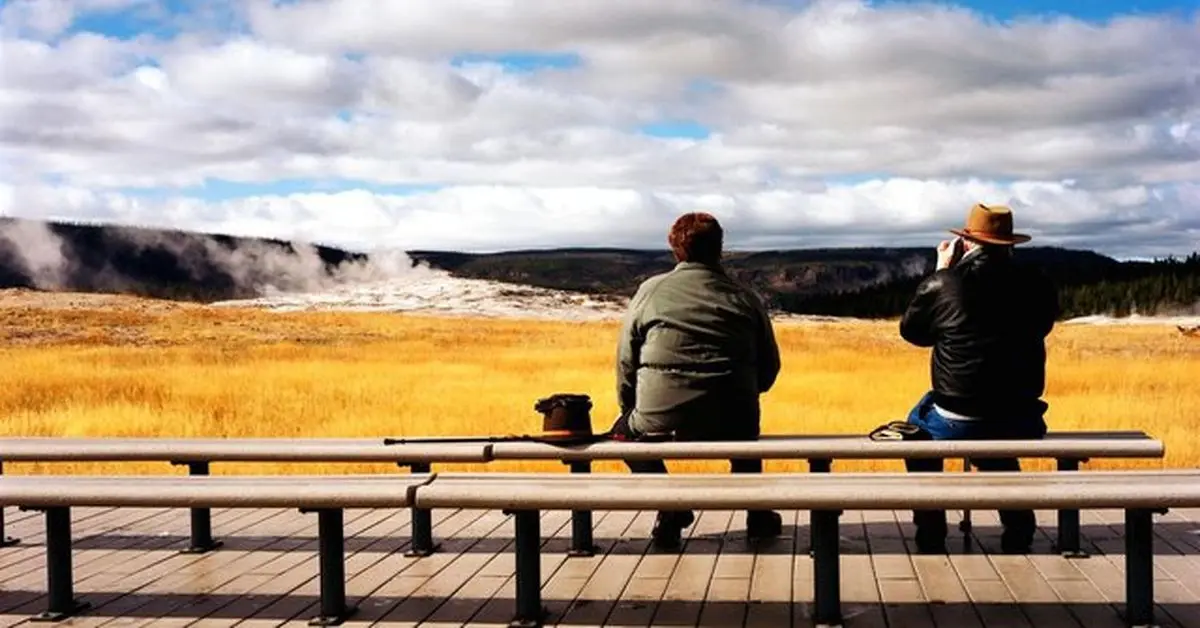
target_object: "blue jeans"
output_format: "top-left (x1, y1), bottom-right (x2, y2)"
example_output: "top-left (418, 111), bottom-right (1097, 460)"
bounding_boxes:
top-left (904, 391), bottom-right (1046, 550)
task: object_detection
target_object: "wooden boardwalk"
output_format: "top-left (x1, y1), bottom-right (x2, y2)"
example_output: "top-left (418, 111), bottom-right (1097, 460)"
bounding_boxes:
top-left (1, 504), bottom-right (1198, 627)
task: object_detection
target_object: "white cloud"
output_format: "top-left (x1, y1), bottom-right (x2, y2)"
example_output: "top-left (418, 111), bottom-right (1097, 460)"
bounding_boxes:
top-left (3, 179), bottom-right (1196, 260)
top-left (0, 0), bottom-right (1197, 258)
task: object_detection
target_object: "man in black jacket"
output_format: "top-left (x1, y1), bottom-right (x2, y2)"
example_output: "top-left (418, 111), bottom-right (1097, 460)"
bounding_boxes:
top-left (899, 203), bottom-right (1059, 554)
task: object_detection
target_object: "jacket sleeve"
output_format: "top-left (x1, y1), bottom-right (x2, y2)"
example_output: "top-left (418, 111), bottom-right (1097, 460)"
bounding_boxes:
top-left (899, 273), bottom-right (947, 347)
top-left (1036, 270), bottom-right (1061, 337)
top-left (751, 292), bottom-right (782, 393)
top-left (615, 283), bottom-right (651, 416)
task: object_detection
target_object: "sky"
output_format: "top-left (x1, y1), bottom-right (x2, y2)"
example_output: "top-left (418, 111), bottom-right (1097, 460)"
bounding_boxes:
top-left (1, 0), bottom-right (1198, 259)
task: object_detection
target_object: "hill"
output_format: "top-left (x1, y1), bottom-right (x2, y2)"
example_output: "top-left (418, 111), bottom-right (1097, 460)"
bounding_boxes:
top-left (0, 217), bottom-right (376, 302)
top-left (1, 217), bottom-right (1196, 319)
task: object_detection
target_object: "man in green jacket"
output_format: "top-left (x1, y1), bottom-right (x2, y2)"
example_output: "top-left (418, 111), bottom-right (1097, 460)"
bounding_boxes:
top-left (608, 212), bottom-right (783, 549)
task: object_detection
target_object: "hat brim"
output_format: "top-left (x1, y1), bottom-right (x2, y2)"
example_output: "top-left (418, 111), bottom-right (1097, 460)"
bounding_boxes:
top-left (949, 228), bottom-right (1032, 245)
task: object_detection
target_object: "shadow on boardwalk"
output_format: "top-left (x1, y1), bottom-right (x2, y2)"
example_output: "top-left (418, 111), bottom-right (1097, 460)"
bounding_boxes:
top-left (1, 590), bottom-right (1197, 627)
top-left (47, 521), bottom-right (1200, 555)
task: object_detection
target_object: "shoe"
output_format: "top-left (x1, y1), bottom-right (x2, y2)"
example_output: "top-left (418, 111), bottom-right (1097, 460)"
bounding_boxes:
top-left (1000, 527), bottom-right (1034, 554)
top-left (746, 510), bottom-right (783, 540)
top-left (1000, 536), bottom-right (1033, 554)
top-left (914, 527), bottom-right (948, 554)
top-left (915, 540), bottom-right (948, 555)
top-left (651, 510), bottom-right (695, 550)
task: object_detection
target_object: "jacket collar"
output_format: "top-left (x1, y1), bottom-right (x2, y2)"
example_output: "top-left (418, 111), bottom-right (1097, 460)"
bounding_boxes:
top-left (674, 261), bottom-right (725, 274)
top-left (959, 245), bottom-right (1011, 270)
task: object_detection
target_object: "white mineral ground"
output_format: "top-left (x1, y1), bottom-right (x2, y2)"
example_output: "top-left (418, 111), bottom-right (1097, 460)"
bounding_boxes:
top-left (207, 269), bottom-right (1200, 326)
top-left (1, 269), bottom-right (1195, 326)
top-left (210, 272), bottom-right (630, 321)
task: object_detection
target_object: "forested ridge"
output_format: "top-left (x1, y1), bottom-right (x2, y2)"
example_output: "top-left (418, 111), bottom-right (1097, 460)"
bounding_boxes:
top-left (788, 253), bottom-right (1200, 319)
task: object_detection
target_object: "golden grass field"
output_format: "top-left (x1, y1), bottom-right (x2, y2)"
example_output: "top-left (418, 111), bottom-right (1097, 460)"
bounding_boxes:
top-left (1, 291), bottom-right (1197, 477)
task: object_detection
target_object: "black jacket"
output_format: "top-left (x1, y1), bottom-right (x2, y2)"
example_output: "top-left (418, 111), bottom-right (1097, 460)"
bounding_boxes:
top-left (900, 247), bottom-right (1060, 421)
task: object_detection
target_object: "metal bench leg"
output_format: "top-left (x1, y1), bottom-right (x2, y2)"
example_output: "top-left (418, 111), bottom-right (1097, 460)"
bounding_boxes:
top-left (567, 461), bottom-right (596, 557)
top-left (959, 457), bottom-right (973, 553)
top-left (29, 506), bottom-right (90, 622)
top-left (807, 458), bottom-right (836, 557)
top-left (509, 509), bottom-right (545, 628)
top-left (403, 463), bottom-right (438, 557)
top-left (305, 508), bottom-right (356, 626)
top-left (1124, 509), bottom-right (1154, 627)
top-left (811, 508), bottom-right (843, 627)
top-left (173, 461), bottom-right (222, 554)
top-left (0, 460), bottom-right (20, 547)
top-left (1055, 458), bottom-right (1088, 558)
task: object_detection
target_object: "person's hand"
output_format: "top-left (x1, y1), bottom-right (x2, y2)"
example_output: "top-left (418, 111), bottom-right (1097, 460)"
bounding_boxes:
top-left (936, 239), bottom-right (958, 270)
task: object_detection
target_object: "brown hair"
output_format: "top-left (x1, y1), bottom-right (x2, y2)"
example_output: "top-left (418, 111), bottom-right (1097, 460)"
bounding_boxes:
top-left (668, 212), bottom-right (723, 264)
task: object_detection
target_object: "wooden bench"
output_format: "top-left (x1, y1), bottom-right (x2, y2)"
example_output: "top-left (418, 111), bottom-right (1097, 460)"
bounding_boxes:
top-left (419, 470), bottom-right (1200, 628)
top-left (0, 474), bottom-right (434, 625)
top-left (0, 438), bottom-right (488, 557)
top-left (3, 470), bottom-right (1198, 627)
top-left (0, 432), bottom-right (1166, 560)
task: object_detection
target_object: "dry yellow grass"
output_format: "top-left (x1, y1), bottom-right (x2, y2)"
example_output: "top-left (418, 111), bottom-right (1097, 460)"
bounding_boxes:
top-left (1, 294), bottom-right (1196, 477)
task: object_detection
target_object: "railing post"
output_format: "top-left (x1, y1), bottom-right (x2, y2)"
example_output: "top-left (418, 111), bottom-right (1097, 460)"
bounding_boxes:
top-left (1055, 457), bottom-right (1088, 558)
top-left (566, 461), bottom-right (596, 557)
top-left (400, 462), bottom-right (438, 557)
top-left (171, 461), bottom-right (222, 554)
top-left (27, 506), bottom-right (90, 622)
top-left (508, 509), bottom-right (545, 628)
top-left (811, 508), bottom-right (842, 627)
top-left (1124, 508), bottom-right (1154, 627)
top-left (0, 460), bottom-right (20, 547)
top-left (302, 508), bottom-right (356, 626)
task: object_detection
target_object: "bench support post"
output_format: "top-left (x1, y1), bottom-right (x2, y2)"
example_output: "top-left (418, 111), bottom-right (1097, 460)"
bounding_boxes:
top-left (811, 508), bottom-right (842, 627)
top-left (959, 457), bottom-right (973, 553)
top-left (566, 462), bottom-right (596, 557)
top-left (173, 461), bottom-right (222, 554)
top-left (402, 463), bottom-right (438, 557)
top-left (304, 508), bottom-right (356, 626)
top-left (807, 458), bottom-right (837, 557)
top-left (1055, 458), bottom-right (1088, 558)
top-left (0, 460), bottom-right (20, 547)
top-left (509, 509), bottom-right (545, 628)
top-left (1125, 508), bottom-right (1154, 627)
top-left (29, 506), bottom-right (90, 622)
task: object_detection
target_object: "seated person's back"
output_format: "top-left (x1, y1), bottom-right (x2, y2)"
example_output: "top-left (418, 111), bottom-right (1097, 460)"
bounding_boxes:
top-left (611, 211), bottom-right (782, 548)
top-left (620, 260), bottom-right (779, 438)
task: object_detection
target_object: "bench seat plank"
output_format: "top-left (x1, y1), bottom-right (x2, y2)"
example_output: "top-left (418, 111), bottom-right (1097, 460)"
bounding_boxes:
top-left (0, 438), bottom-right (490, 463)
top-left (0, 475), bottom-right (434, 509)
top-left (490, 437), bottom-right (1164, 461)
top-left (413, 471), bottom-right (1200, 511)
top-left (0, 433), bottom-right (1164, 464)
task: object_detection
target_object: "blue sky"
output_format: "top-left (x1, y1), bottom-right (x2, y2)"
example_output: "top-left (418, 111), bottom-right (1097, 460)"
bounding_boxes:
top-left (933, 0), bottom-right (1198, 20)
top-left (2, 0), bottom-right (1197, 257)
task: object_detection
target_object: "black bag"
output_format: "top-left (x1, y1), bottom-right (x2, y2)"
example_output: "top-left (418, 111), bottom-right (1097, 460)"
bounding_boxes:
top-left (534, 393), bottom-right (594, 440)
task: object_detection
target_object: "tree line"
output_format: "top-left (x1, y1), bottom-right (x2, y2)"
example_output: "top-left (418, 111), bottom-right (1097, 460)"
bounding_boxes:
top-left (777, 253), bottom-right (1200, 320)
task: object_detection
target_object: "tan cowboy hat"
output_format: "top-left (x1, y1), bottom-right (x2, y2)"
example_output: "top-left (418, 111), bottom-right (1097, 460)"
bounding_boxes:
top-left (949, 203), bottom-right (1032, 245)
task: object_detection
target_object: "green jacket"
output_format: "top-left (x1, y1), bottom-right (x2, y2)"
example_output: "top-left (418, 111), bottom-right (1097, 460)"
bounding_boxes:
top-left (616, 261), bottom-right (782, 435)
